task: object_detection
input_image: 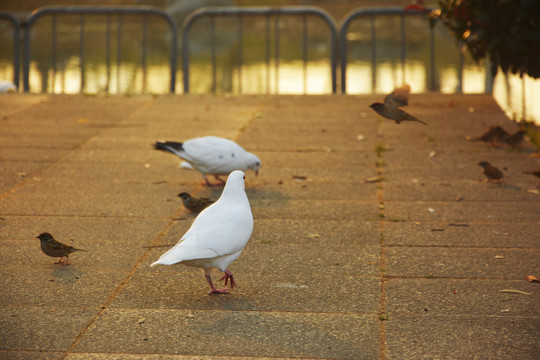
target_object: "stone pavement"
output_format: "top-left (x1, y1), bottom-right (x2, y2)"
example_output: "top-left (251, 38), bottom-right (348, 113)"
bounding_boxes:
top-left (0, 93), bottom-right (539, 359)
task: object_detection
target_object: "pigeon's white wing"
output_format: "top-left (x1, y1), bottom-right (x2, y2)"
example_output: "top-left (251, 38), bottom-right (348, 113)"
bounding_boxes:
top-left (152, 234), bottom-right (219, 265)
top-left (186, 199), bottom-right (253, 255)
top-left (182, 137), bottom-right (249, 174)
top-left (153, 199), bottom-right (253, 266)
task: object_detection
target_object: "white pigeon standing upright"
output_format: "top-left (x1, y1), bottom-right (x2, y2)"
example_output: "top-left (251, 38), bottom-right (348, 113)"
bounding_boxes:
top-left (151, 170), bottom-right (254, 294)
top-left (154, 136), bottom-right (261, 186)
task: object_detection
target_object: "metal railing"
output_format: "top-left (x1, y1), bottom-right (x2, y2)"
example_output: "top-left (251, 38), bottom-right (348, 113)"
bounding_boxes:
top-left (181, 6), bottom-right (338, 94)
top-left (0, 12), bottom-right (21, 90)
top-left (339, 7), bottom-right (444, 94)
top-left (22, 6), bottom-right (178, 93)
top-left (1, 5), bottom-right (497, 96)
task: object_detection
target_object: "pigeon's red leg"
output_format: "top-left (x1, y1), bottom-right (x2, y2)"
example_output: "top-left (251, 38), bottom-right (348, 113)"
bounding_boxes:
top-left (54, 257), bottom-right (65, 264)
top-left (219, 269), bottom-right (236, 290)
top-left (205, 274), bottom-right (230, 294)
top-left (214, 175), bottom-right (227, 185)
top-left (202, 176), bottom-right (223, 187)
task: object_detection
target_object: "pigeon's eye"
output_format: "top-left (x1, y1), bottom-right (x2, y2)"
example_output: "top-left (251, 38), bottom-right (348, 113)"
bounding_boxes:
top-left (243, 175), bottom-right (245, 180)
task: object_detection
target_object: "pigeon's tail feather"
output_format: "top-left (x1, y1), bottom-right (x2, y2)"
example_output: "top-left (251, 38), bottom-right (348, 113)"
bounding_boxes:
top-left (154, 141), bottom-right (184, 155)
top-left (150, 261), bottom-right (160, 267)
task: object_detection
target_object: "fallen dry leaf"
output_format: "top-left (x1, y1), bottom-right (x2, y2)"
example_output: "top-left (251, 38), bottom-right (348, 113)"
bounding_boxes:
top-left (365, 177), bottom-right (383, 183)
top-left (498, 289), bottom-right (532, 295)
top-left (525, 275), bottom-right (540, 283)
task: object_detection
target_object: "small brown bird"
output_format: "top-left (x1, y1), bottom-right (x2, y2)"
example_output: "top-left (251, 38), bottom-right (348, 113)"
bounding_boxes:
top-left (369, 84), bottom-right (427, 125)
top-left (501, 130), bottom-right (525, 148)
top-left (178, 192), bottom-right (215, 213)
top-left (478, 161), bottom-right (503, 182)
top-left (478, 126), bottom-right (509, 143)
top-left (37, 232), bottom-right (87, 265)
top-left (523, 170), bottom-right (540, 179)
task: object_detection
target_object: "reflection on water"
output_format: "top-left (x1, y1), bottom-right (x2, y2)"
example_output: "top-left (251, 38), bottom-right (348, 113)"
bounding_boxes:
top-left (5, 58), bottom-right (537, 124)
top-left (0, 15), bottom-right (537, 124)
top-left (33, 58), bottom-right (172, 94)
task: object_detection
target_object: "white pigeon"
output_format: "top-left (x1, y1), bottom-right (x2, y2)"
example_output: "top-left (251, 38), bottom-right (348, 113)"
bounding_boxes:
top-left (0, 80), bottom-right (17, 93)
top-left (151, 170), bottom-right (254, 294)
top-left (154, 136), bottom-right (261, 186)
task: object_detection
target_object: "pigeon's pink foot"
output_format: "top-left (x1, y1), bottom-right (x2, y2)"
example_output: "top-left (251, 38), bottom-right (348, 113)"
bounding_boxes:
top-left (219, 270), bottom-right (236, 289)
top-left (205, 274), bottom-right (230, 295)
top-left (208, 288), bottom-right (231, 295)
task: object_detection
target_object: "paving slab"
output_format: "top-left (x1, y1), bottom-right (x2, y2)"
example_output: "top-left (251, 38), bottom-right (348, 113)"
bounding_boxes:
top-left (383, 201), bottom-right (540, 223)
top-left (385, 315), bottom-right (540, 360)
top-left (0, 93), bottom-right (538, 360)
top-left (73, 308), bottom-right (380, 359)
top-left (385, 246), bottom-right (539, 279)
top-left (386, 278), bottom-right (540, 316)
top-left (0, 269), bottom-right (128, 307)
top-left (111, 270), bottom-right (381, 314)
top-left (0, 307), bottom-right (98, 352)
top-left (0, 351), bottom-right (64, 360)
top-left (383, 221), bottom-right (540, 248)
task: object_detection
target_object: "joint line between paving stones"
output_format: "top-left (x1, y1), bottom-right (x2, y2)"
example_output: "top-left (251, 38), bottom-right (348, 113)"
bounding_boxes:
top-left (62, 100), bottom-right (252, 358)
top-left (0, 98), bottom-right (156, 202)
top-left (53, 97), bottom-right (167, 359)
top-left (375, 124), bottom-right (388, 360)
top-left (61, 203), bottom-right (189, 359)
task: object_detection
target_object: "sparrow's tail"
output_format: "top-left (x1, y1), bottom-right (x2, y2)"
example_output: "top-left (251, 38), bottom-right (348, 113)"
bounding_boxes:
top-left (154, 141), bottom-right (184, 155)
top-left (406, 113), bottom-right (427, 125)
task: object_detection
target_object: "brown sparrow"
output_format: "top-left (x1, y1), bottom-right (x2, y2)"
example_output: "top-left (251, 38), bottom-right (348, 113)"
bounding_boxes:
top-left (501, 130), bottom-right (525, 148)
top-left (37, 232), bottom-right (87, 265)
top-left (478, 161), bottom-right (503, 182)
top-left (478, 126), bottom-right (509, 143)
top-left (369, 84), bottom-right (427, 125)
top-left (178, 192), bottom-right (215, 213)
top-left (523, 170), bottom-right (540, 179)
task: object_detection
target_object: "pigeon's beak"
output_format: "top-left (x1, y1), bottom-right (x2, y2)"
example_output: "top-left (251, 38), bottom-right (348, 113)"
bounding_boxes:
top-left (255, 170), bottom-right (259, 176)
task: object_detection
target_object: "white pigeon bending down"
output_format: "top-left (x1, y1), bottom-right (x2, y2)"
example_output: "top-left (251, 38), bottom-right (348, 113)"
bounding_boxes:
top-left (151, 170), bottom-right (254, 294)
top-left (154, 136), bottom-right (261, 186)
